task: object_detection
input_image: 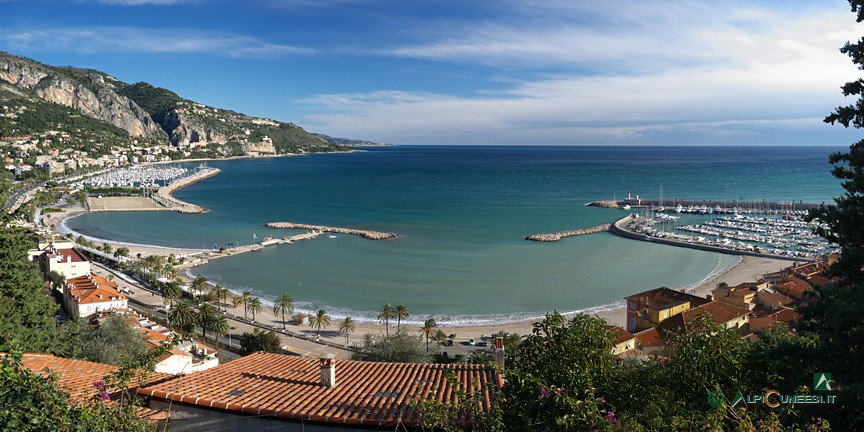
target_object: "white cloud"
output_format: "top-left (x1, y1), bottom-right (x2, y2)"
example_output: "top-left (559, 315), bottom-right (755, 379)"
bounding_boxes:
top-left (300, 2), bottom-right (863, 145)
top-left (0, 27), bottom-right (313, 57)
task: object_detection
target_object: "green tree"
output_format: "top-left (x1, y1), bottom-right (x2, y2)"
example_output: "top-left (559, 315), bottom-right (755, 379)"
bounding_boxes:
top-left (0, 226), bottom-right (56, 352)
top-left (273, 293), bottom-right (294, 329)
top-left (378, 303), bottom-right (394, 337)
top-left (339, 316), bottom-right (356, 345)
top-left (168, 299), bottom-right (197, 333)
top-left (240, 329), bottom-right (281, 355)
top-left (246, 296), bottom-right (263, 321)
top-left (211, 283), bottom-right (230, 311)
top-left (80, 315), bottom-right (150, 366)
top-left (160, 280), bottom-right (182, 307)
top-left (190, 274), bottom-right (209, 298)
top-left (232, 290), bottom-right (251, 319)
top-left (421, 317), bottom-right (438, 353)
top-left (395, 304), bottom-right (409, 332)
top-left (353, 332), bottom-right (429, 363)
top-left (308, 308), bottom-right (331, 338)
top-left (206, 313), bottom-right (230, 349)
top-left (499, 313), bottom-right (619, 431)
top-left (197, 302), bottom-right (219, 340)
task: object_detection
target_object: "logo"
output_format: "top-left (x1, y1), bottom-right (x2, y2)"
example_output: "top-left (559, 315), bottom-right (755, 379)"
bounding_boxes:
top-left (707, 391), bottom-right (724, 408)
top-left (814, 373), bottom-right (832, 391)
top-left (731, 391), bottom-right (745, 408)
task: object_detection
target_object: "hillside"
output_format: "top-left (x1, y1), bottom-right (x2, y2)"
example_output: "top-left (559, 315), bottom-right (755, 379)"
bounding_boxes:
top-left (0, 51), bottom-right (347, 160)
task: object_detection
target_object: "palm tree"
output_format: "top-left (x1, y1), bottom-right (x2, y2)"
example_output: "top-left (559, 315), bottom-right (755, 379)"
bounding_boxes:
top-left (421, 318), bottom-right (438, 352)
top-left (338, 317), bottom-right (356, 345)
top-left (207, 313), bottom-right (230, 349)
top-left (247, 296), bottom-right (263, 322)
top-left (378, 303), bottom-right (394, 337)
top-left (232, 290), bottom-right (252, 319)
top-left (197, 302), bottom-right (219, 339)
top-left (273, 293), bottom-right (294, 329)
top-left (211, 284), bottom-right (230, 311)
top-left (191, 275), bottom-right (209, 298)
top-left (161, 280), bottom-right (183, 307)
top-left (395, 304), bottom-right (409, 332)
top-left (308, 309), bottom-right (331, 338)
top-left (169, 299), bottom-right (197, 330)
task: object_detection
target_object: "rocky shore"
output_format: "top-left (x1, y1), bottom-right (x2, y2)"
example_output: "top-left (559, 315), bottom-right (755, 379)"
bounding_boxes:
top-left (525, 224), bottom-right (611, 242)
top-left (587, 200), bottom-right (620, 208)
top-left (152, 168), bottom-right (221, 213)
top-left (265, 222), bottom-right (396, 240)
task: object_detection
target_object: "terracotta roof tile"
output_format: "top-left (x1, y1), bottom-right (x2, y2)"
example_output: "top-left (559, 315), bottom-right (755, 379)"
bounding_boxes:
top-left (138, 352), bottom-right (501, 428)
top-left (682, 301), bottom-right (748, 326)
top-left (13, 353), bottom-right (174, 403)
top-left (66, 275), bottom-right (127, 305)
top-left (624, 287), bottom-right (710, 308)
top-left (609, 326), bottom-right (635, 344)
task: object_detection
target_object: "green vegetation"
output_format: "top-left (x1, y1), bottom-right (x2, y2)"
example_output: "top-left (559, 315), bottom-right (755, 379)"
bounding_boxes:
top-left (51, 316), bottom-right (151, 366)
top-left (239, 328), bottom-right (281, 354)
top-left (116, 82), bottom-right (184, 125)
top-left (353, 331), bottom-right (429, 363)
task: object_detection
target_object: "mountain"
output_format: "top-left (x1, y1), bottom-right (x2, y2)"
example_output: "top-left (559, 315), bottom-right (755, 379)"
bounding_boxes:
top-left (312, 133), bottom-right (390, 147)
top-left (0, 51), bottom-right (346, 157)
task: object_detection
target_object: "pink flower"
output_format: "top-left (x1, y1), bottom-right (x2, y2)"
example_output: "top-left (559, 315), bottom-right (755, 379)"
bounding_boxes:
top-left (555, 387), bottom-right (565, 395)
top-left (539, 386), bottom-right (550, 399)
top-left (99, 391), bottom-right (110, 400)
top-left (607, 411), bottom-right (619, 426)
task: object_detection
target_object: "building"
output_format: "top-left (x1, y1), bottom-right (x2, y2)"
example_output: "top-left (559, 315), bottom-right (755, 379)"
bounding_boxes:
top-left (30, 241), bottom-right (91, 280)
top-left (609, 326), bottom-right (637, 356)
top-left (659, 301), bottom-right (751, 336)
top-left (711, 281), bottom-right (769, 310)
top-left (750, 306), bottom-right (801, 333)
top-left (140, 326), bottom-right (219, 375)
top-left (138, 352), bottom-right (502, 431)
top-left (63, 274), bottom-right (128, 318)
top-left (624, 287), bottom-right (711, 332)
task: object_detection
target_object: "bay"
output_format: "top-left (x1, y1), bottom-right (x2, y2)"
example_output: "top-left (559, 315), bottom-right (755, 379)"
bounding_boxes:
top-left (64, 146), bottom-right (843, 323)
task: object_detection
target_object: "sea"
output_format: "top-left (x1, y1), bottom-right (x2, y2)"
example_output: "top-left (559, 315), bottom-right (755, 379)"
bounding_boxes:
top-left (63, 146), bottom-right (845, 324)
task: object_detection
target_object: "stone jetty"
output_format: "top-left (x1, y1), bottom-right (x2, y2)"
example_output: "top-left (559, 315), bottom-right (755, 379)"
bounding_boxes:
top-left (265, 222), bottom-right (396, 240)
top-left (152, 168), bottom-right (221, 214)
top-left (525, 224), bottom-right (611, 242)
top-left (587, 200), bottom-right (619, 208)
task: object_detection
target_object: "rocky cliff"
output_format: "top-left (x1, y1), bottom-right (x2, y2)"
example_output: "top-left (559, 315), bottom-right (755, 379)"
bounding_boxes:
top-left (0, 53), bottom-right (166, 140)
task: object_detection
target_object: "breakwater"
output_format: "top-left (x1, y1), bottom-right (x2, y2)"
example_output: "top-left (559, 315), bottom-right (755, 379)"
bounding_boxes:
top-left (525, 224), bottom-right (611, 242)
top-left (152, 168), bottom-right (221, 214)
top-left (588, 198), bottom-right (821, 212)
top-left (265, 222), bottom-right (396, 240)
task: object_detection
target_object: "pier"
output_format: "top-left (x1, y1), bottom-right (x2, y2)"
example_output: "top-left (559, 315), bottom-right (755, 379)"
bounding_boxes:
top-left (588, 198), bottom-right (822, 213)
top-left (525, 224), bottom-right (611, 242)
top-left (151, 168), bottom-right (221, 214)
top-left (265, 222), bottom-right (396, 240)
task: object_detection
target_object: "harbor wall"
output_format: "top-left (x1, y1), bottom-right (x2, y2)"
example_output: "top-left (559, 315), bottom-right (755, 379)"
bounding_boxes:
top-left (591, 198), bottom-right (822, 211)
top-left (265, 222), bottom-right (396, 240)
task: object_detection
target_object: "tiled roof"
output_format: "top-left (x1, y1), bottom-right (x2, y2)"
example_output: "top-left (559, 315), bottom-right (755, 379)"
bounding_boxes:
top-left (634, 327), bottom-right (664, 347)
top-left (13, 353), bottom-right (173, 421)
top-left (624, 287), bottom-right (710, 309)
top-left (774, 278), bottom-right (811, 300)
top-left (758, 290), bottom-right (796, 307)
top-left (66, 275), bottom-right (127, 305)
top-left (609, 326), bottom-right (635, 344)
top-left (681, 301), bottom-right (748, 326)
top-left (138, 352), bottom-right (501, 428)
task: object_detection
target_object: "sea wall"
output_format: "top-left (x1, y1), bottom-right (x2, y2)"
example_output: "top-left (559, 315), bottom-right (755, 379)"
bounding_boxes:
top-left (525, 224), bottom-right (611, 242)
top-left (265, 222), bottom-right (396, 240)
top-left (152, 168), bottom-right (221, 214)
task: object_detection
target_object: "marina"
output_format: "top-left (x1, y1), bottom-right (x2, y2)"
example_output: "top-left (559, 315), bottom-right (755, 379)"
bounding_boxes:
top-left (614, 212), bottom-right (837, 260)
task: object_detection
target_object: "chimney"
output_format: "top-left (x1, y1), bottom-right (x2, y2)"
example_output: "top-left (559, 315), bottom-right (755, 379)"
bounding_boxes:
top-left (320, 354), bottom-right (336, 388)
top-left (493, 337), bottom-right (505, 368)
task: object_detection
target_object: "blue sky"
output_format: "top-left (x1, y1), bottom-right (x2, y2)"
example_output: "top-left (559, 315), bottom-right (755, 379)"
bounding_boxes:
top-left (2, 0), bottom-right (863, 145)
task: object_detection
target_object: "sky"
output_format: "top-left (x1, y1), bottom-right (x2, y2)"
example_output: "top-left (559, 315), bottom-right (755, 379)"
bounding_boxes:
top-left (2, 0), bottom-right (864, 146)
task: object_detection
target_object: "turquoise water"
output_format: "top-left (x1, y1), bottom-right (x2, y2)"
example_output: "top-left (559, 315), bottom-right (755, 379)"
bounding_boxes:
top-left (64, 146), bottom-right (844, 323)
